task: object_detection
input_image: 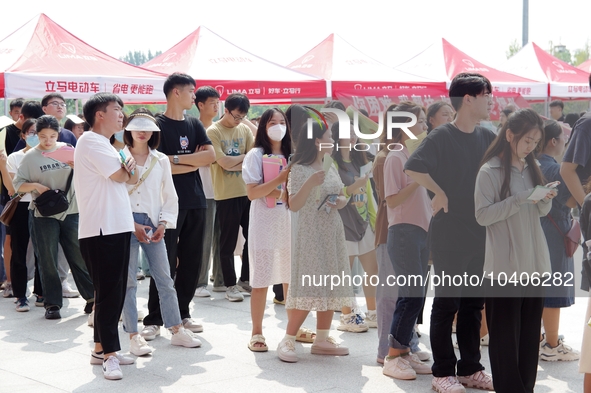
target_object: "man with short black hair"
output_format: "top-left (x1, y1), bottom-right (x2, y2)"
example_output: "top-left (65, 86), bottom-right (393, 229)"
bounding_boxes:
top-left (207, 93), bottom-right (254, 302)
top-left (76, 92), bottom-right (139, 380)
top-left (40, 93), bottom-right (78, 146)
top-left (140, 73), bottom-right (216, 340)
top-left (8, 98), bottom-right (24, 121)
top-left (194, 86), bottom-right (221, 298)
top-left (549, 100), bottom-right (565, 122)
top-left (405, 73), bottom-right (495, 392)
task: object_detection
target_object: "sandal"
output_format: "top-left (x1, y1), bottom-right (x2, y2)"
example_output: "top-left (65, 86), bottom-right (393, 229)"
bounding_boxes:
top-left (296, 326), bottom-right (316, 343)
top-left (248, 334), bottom-right (268, 352)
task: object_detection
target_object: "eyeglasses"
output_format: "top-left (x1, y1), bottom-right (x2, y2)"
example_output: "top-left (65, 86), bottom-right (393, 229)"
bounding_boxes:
top-left (47, 101), bottom-right (66, 108)
top-left (228, 111), bottom-right (246, 121)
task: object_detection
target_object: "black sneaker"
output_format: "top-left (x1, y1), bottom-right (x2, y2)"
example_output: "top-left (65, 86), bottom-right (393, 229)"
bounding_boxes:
top-left (35, 295), bottom-right (45, 307)
top-left (84, 301), bottom-right (94, 314)
top-left (45, 306), bottom-right (61, 319)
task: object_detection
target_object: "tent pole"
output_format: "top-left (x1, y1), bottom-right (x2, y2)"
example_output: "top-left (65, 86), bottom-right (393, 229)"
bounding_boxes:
top-left (544, 97), bottom-right (549, 117)
top-left (3, 99), bottom-right (7, 116)
top-left (75, 99), bottom-right (78, 115)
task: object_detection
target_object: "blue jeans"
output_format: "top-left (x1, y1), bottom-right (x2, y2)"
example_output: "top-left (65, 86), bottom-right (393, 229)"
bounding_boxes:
top-left (122, 213), bottom-right (182, 333)
top-left (30, 212), bottom-right (94, 308)
top-left (387, 223), bottom-right (429, 349)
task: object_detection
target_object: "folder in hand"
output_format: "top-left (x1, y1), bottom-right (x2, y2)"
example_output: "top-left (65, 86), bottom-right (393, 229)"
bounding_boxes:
top-left (262, 155), bottom-right (287, 208)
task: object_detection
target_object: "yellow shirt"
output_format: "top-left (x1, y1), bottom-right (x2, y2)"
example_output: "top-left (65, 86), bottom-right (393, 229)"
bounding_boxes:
top-left (207, 121), bottom-right (254, 201)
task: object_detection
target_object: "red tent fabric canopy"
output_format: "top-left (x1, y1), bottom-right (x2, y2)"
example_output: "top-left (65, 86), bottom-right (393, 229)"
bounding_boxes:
top-left (286, 33), bottom-right (444, 94)
top-left (0, 14), bottom-right (166, 101)
top-left (577, 59), bottom-right (591, 74)
top-left (394, 38), bottom-right (547, 99)
top-left (143, 26), bottom-right (327, 102)
top-left (501, 42), bottom-right (591, 98)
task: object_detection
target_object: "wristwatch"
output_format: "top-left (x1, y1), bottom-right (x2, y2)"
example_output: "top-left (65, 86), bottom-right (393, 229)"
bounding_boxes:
top-left (173, 155), bottom-right (179, 165)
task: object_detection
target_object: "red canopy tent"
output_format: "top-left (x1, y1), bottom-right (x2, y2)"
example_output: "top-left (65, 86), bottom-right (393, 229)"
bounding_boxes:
top-left (501, 42), bottom-right (591, 98)
top-left (143, 26), bottom-right (327, 103)
top-left (0, 14), bottom-right (166, 103)
top-left (577, 59), bottom-right (591, 74)
top-left (286, 33), bottom-right (444, 94)
top-left (393, 38), bottom-right (547, 99)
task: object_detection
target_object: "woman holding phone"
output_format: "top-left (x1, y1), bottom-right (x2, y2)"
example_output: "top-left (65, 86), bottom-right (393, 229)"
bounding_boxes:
top-left (242, 108), bottom-right (291, 352)
top-left (120, 108), bottom-right (201, 356)
top-left (277, 121), bottom-right (352, 363)
top-left (475, 109), bottom-right (556, 393)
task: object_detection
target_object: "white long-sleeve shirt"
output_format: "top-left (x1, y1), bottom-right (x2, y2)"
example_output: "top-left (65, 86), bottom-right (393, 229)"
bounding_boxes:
top-left (124, 147), bottom-right (178, 229)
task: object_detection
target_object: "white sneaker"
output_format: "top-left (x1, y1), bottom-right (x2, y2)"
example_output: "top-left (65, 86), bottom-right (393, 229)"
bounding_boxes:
top-left (182, 318), bottom-right (203, 333)
top-left (540, 338), bottom-right (580, 361)
top-left (337, 312), bottom-right (368, 333)
top-left (432, 376), bottom-right (466, 393)
top-left (225, 285), bottom-right (244, 302)
top-left (310, 336), bottom-right (349, 356)
top-left (402, 353), bottom-right (432, 374)
top-left (90, 350), bottom-right (135, 365)
top-left (457, 370), bottom-right (493, 390)
top-left (383, 356), bottom-right (416, 380)
top-left (236, 280), bottom-right (252, 294)
top-left (413, 350), bottom-right (431, 361)
top-left (61, 280), bottom-right (79, 298)
top-left (171, 327), bottom-right (202, 348)
top-left (130, 334), bottom-right (153, 356)
top-left (88, 310), bottom-right (94, 327)
top-left (140, 325), bottom-right (161, 341)
top-left (277, 338), bottom-right (298, 362)
top-left (365, 310), bottom-right (377, 328)
top-left (194, 287), bottom-right (211, 297)
top-left (480, 334), bottom-right (489, 346)
top-left (102, 356), bottom-right (122, 380)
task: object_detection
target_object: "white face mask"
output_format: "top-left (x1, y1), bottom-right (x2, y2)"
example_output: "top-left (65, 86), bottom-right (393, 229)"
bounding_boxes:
top-left (267, 124), bottom-right (286, 142)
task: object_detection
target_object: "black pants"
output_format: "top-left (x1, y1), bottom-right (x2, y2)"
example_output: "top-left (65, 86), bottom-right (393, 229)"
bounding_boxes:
top-left (486, 285), bottom-right (544, 393)
top-left (215, 197), bottom-right (250, 287)
top-left (430, 247), bottom-right (485, 377)
top-left (80, 232), bottom-right (131, 354)
top-left (144, 208), bottom-right (205, 325)
top-left (10, 202), bottom-right (41, 299)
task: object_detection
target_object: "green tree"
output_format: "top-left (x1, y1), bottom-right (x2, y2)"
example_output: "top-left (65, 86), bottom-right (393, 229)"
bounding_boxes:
top-left (573, 40), bottom-right (590, 66)
top-left (548, 41), bottom-right (572, 64)
top-left (120, 50), bottom-right (162, 66)
top-left (506, 39), bottom-right (522, 59)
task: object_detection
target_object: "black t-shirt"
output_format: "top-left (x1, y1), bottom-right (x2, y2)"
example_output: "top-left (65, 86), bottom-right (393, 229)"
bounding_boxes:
top-left (0, 124), bottom-right (22, 204)
top-left (404, 123), bottom-right (496, 252)
top-left (156, 114), bottom-right (212, 210)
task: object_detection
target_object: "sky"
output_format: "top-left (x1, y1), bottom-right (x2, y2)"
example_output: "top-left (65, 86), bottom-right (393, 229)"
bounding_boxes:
top-left (1, 0), bottom-right (590, 70)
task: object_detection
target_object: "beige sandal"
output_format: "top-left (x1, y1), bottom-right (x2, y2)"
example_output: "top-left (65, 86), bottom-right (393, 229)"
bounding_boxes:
top-left (248, 334), bottom-right (268, 352)
top-left (296, 326), bottom-right (316, 343)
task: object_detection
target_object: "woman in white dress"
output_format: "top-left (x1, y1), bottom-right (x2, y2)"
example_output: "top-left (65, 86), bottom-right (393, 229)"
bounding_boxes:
top-left (276, 120), bottom-right (353, 363)
top-left (242, 108), bottom-right (291, 352)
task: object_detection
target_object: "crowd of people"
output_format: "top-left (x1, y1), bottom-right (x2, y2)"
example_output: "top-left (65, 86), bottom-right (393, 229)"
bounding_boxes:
top-left (0, 71), bottom-right (589, 393)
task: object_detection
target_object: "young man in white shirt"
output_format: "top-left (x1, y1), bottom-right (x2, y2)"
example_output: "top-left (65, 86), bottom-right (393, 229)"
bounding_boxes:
top-left (76, 93), bottom-right (139, 380)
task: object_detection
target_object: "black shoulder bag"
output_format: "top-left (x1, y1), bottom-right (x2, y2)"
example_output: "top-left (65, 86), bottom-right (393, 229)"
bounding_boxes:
top-left (34, 171), bottom-right (73, 217)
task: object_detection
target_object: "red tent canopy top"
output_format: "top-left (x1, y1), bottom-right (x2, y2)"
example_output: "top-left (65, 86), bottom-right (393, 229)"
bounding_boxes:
top-left (0, 14), bottom-right (166, 101)
top-left (143, 26), bottom-right (327, 102)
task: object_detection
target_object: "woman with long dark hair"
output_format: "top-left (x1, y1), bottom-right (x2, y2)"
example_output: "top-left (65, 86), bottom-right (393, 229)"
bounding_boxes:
top-left (242, 108), bottom-right (291, 352)
top-left (475, 108), bottom-right (556, 393)
top-left (382, 102), bottom-right (432, 380)
top-left (277, 121), bottom-right (352, 363)
top-left (330, 121), bottom-right (378, 332)
top-left (538, 119), bottom-right (579, 361)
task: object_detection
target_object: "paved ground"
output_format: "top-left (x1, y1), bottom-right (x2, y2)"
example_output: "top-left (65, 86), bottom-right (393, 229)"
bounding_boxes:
top-left (0, 253), bottom-right (588, 393)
